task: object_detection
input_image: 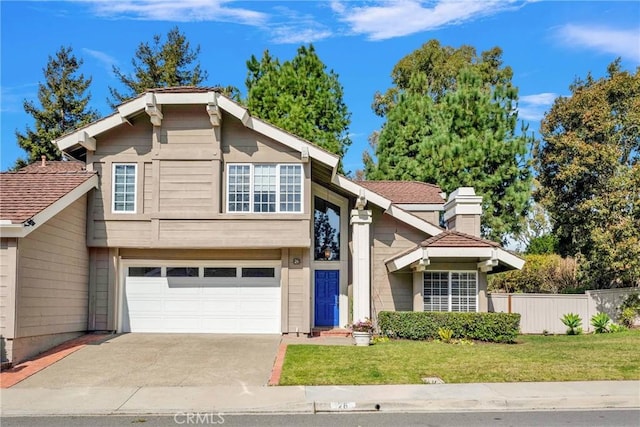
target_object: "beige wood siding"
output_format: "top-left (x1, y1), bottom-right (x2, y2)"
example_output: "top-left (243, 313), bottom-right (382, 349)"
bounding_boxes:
top-left (157, 219), bottom-right (310, 248)
top-left (410, 211), bottom-right (440, 225)
top-left (118, 248), bottom-right (282, 260)
top-left (286, 248), bottom-right (309, 332)
top-left (160, 105), bottom-right (215, 149)
top-left (1, 238), bottom-right (17, 363)
top-left (143, 162), bottom-right (153, 213)
top-left (159, 160), bottom-right (214, 211)
top-left (90, 247), bottom-right (111, 330)
top-left (371, 208), bottom-right (428, 313)
top-left (92, 115), bottom-right (153, 159)
top-left (15, 197), bottom-right (89, 339)
top-left (221, 112), bottom-right (300, 163)
top-left (371, 208), bottom-right (429, 314)
top-left (92, 220), bottom-right (152, 246)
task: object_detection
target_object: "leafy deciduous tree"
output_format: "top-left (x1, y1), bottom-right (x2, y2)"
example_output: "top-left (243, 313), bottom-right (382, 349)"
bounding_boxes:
top-left (109, 26), bottom-right (208, 107)
top-left (15, 46), bottom-right (99, 168)
top-left (245, 45), bottom-right (351, 166)
top-left (535, 60), bottom-right (640, 288)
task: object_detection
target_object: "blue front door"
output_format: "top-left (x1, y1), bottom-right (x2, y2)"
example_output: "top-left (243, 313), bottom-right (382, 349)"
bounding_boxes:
top-left (314, 270), bottom-right (339, 327)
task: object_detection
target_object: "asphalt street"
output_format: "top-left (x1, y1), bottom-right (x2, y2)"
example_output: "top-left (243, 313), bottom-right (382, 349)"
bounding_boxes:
top-left (2, 410), bottom-right (639, 427)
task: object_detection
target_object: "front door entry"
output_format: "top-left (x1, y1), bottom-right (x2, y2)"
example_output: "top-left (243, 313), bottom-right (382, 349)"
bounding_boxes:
top-left (314, 270), bottom-right (339, 327)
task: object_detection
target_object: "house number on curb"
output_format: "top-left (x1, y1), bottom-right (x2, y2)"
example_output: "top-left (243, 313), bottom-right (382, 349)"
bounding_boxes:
top-left (331, 402), bottom-right (356, 410)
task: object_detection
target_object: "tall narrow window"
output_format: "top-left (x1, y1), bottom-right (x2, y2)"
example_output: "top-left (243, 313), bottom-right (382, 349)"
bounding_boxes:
top-left (424, 271), bottom-right (477, 312)
top-left (253, 165), bottom-right (276, 212)
top-left (279, 165), bottom-right (302, 212)
top-left (314, 196), bottom-right (341, 261)
top-left (451, 272), bottom-right (477, 312)
top-left (113, 164), bottom-right (136, 213)
top-left (423, 272), bottom-right (449, 311)
top-left (228, 165), bottom-right (251, 212)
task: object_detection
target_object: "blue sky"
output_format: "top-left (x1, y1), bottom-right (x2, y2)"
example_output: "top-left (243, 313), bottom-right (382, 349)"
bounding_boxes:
top-left (1, 1), bottom-right (639, 172)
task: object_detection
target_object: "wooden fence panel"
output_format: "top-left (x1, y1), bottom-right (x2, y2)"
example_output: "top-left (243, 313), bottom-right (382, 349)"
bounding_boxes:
top-left (488, 288), bottom-right (637, 334)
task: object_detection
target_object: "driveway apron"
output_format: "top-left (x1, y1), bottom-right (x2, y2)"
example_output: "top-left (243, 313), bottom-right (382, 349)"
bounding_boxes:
top-left (13, 334), bottom-right (281, 388)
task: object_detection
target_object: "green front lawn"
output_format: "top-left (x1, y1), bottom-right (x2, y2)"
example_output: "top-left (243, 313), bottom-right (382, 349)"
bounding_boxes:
top-left (279, 330), bottom-right (640, 385)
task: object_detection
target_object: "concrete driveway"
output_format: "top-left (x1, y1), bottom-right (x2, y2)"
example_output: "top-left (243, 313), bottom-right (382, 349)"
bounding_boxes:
top-left (14, 334), bottom-right (281, 388)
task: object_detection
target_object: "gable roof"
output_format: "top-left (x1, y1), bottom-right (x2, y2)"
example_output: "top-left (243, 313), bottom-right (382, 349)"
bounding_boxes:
top-left (0, 160), bottom-right (98, 237)
top-left (54, 87), bottom-right (340, 171)
top-left (357, 181), bottom-right (445, 204)
top-left (385, 230), bottom-right (524, 273)
top-left (53, 87), bottom-right (447, 239)
top-left (421, 231), bottom-right (500, 248)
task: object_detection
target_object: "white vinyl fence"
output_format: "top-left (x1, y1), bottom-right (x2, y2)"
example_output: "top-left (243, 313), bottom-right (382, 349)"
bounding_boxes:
top-left (488, 288), bottom-right (638, 334)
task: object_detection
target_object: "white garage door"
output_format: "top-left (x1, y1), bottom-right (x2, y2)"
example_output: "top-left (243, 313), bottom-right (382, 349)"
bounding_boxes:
top-left (121, 264), bottom-right (281, 333)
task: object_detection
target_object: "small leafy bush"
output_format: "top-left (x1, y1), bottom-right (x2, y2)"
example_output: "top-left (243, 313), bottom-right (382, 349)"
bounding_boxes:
top-left (608, 323), bottom-right (627, 333)
top-left (561, 313), bottom-right (583, 335)
top-left (590, 312), bottom-right (611, 333)
top-left (377, 312), bottom-right (521, 343)
top-left (619, 307), bottom-right (637, 328)
top-left (437, 327), bottom-right (454, 343)
top-left (618, 293), bottom-right (640, 327)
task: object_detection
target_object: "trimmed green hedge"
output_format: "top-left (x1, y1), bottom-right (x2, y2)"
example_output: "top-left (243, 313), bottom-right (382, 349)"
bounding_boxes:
top-left (377, 311), bottom-right (521, 343)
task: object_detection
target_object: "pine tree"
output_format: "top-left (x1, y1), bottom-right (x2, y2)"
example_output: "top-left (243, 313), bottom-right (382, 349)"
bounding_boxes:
top-left (14, 46), bottom-right (99, 168)
top-left (245, 45), bottom-right (351, 166)
top-left (367, 65), bottom-right (532, 243)
top-left (109, 27), bottom-right (208, 107)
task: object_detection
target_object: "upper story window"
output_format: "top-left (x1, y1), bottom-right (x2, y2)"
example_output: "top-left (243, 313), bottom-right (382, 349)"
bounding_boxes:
top-left (112, 164), bottom-right (137, 213)
top-left (227, 164), bottom-right (302, 213)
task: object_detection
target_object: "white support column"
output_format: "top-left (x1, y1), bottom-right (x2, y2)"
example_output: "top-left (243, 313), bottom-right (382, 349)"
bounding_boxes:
top-left (350, 209), bottom-right (372, 323)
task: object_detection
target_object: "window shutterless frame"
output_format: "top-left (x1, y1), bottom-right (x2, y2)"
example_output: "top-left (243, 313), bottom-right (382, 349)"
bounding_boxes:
top-left (423, 271), bottom-right (478, 312)
top-left (112, 163), bottom-right (137, 214)
top-left (226, 163), bottom-right (303, 213)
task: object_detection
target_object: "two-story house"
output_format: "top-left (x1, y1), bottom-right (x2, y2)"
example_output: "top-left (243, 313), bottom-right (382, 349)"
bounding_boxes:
top-left (0, 87), bottom-right (523, 365)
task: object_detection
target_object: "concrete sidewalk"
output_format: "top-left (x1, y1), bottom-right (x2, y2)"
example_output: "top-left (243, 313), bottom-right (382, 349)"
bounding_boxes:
top-left (1, 381), bottom-right (638, 416)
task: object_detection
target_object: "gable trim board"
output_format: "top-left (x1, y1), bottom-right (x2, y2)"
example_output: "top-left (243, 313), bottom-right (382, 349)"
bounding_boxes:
top-left (385, 245), bottom-right (525, 273)
top-left (0, 175), bottom-right (98, 238)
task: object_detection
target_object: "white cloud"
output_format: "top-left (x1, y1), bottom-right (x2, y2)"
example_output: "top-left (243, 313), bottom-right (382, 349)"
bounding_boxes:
top-left (270, 27), bottom-right (333, 44)
top-left (82, 0), bottom-right (267, 25)
top-left (82, 48), bottom-right (118, 74)
top-left (332, 0), bottom-right (527, 40)
top-left (268, 6), bottom-right (333, 44)
top-left (0, 83), bottom-right (38, 113)
top-left (518, 92), bottom-right (558, 121)
top-left (557, 24), bottom-right (640, 63)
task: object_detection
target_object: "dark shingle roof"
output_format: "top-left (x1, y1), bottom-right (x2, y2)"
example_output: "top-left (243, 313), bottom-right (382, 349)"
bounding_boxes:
top-left (357, 181), bottom-right (445, 204)
top-left (421, 231), bottom-right (500, 248)
top-left (0, 161), bottom-right (95, 223)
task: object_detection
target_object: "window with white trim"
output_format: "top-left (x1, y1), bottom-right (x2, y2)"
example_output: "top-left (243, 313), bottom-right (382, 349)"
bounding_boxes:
top-left (227, 164), bottom-right (302, 213)
top-left (112, 164), bottom-right (137, 213)
top-left (424, 271), bottom-right (477, 312)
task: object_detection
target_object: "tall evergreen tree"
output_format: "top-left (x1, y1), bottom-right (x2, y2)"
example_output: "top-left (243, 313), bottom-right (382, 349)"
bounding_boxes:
top-left (245, 45), bottom-right (351, 166)
top-left (14, 46), bottom-right (99, 168)
top-left (109, 27), bottom-right (208, 107)
top-left (366, 43), bottom-right (531, 243)
top-left (535, 60), bottom-right (639, 288)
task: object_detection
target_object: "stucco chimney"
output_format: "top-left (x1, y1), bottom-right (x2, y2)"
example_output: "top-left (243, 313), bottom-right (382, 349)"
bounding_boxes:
top-left (41, 155), bottom-right (46, 167)
top-left (443, 187), bottom-right (482, 237)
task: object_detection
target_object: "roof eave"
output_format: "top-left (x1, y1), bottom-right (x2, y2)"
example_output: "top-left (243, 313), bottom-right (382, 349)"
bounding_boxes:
top-left (385, 245), bottom-right (525, 273)
top-left (0, 174), bottom-right (98, 238)
top-left (54, 91), bottom-right (341, 173)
